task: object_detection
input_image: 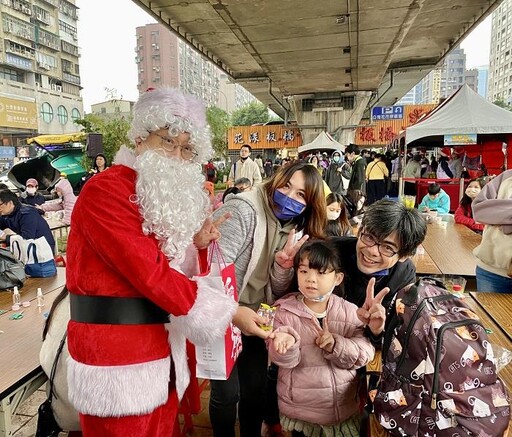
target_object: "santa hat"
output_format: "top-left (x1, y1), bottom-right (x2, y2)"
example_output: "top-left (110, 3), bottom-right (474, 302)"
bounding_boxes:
top-left (440, 147), bottom-right (451, 157)
top-left (127, 87), bottom-right (212, 164)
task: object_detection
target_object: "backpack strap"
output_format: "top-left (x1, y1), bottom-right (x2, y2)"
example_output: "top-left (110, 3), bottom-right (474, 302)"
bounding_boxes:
top-left (48, 332), bottom-right (67, 402)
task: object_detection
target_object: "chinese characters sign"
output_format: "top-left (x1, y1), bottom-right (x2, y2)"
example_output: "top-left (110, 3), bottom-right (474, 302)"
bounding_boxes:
top-left (356, 104), bottom-right (437, 146)
top-left (228, 125), bottom-right (302, 150)
top-left (0, 96), bottom-right (38, 130)
top-left (371, 106), bottom-right (404, 121)
top-left (444, 134), bottom-right (477, 146)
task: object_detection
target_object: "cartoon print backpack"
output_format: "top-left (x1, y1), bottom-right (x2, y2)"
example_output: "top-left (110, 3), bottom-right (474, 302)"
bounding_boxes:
top-left (373, 278), bottom-right (510, 436)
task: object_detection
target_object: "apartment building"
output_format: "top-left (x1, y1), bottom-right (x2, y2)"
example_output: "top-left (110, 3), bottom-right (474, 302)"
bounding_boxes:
top-left (0, 0), bottom-right (83, 153)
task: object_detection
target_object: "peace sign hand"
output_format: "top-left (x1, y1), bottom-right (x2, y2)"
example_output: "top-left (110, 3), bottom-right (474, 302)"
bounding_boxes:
top-left (356, 277), bottom-right (390, 336)
top-left (315, 320), bottom-right (335, 353)
top-left (274, 229), bottom-right (309, 269)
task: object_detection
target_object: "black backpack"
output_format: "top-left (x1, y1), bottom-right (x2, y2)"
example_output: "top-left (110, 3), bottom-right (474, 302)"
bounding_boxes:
top-left (373, 278), bottom-right (510, 436)
top-left (0, 248), bottom-right (26, 290)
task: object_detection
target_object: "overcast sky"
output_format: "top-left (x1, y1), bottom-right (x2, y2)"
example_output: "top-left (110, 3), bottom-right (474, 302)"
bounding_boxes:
top-left (76, 0), bottom-right (493, 112)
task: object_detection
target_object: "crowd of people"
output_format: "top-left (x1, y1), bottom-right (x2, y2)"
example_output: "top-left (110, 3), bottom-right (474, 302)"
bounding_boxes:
top-left (35, 86), bottom-right (510, 437)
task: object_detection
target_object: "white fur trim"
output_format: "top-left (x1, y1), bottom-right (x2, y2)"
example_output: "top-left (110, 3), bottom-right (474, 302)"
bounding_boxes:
top-left (67, 356), bottom-right (170, 417)
top-left (113, 145), bottom-right (136, 169)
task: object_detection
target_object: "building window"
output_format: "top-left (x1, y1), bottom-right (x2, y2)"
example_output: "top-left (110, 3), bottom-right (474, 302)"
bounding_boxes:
top-left (57, 105), bottom-right (68, 125)
top-left (41, 102), bottom-right (53, 123)
top-left (71, 108), bottom-right (81, 121)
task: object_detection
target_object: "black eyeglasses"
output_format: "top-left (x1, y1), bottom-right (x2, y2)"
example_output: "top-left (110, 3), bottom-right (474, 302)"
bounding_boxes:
top-left (360, 232), bottom-right (398, 258)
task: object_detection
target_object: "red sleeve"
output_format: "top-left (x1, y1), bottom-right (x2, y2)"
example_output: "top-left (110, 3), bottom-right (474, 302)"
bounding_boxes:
top-left (454, 205), bottom-right (484, 232)
top-left (72, 167), bottom-right (198, 317)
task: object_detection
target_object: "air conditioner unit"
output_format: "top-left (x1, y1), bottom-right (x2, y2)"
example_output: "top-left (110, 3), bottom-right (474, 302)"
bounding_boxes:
top-left (35, 81), bottom-right (40, 87)
top-left (56, 85), bottom-right (62, 92)
top-left (51, 83), bottom-right (57, 91)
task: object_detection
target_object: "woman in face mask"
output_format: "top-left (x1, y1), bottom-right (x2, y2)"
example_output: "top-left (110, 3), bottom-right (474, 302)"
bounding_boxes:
top-left (210, 161), bottom-right (326, 437)
top-left (454, 178), bottom-right (485, 233)
top-left (325, 192), bottom-right (353, 237)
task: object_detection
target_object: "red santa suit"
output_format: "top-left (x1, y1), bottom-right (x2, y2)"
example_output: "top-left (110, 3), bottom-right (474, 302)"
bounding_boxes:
top-left (66, 164), bottom-right (237, 436)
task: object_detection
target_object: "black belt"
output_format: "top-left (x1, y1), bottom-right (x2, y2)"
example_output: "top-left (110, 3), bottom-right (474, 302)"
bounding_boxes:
top-left (70, 293), bottom-right (169, 325)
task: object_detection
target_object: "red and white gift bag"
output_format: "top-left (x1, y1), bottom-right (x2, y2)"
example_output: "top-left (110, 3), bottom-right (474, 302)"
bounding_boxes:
top-left (196, 243), bottom-right (242, 380)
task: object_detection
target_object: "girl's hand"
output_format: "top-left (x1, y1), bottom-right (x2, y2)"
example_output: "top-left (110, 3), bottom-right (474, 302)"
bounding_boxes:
top-left (193, 212), bottom-right (231, 249)
top-left (272, 332), bottom-right (295, 354)
top-left (232, 306), bottom-right (273, 339)
top-left (356, 277), bottom-right (389, 335)
top-left (315, 321), bottom-right (335, 353)
top-left (274, 229), bottom-right (309, 269)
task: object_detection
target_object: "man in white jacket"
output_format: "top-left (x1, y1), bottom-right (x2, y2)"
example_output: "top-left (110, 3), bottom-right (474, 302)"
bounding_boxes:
top-left (228, 144), bottom-right (262, 187)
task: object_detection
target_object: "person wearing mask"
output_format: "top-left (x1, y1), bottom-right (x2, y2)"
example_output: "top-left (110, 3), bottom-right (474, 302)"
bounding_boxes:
top-left (437, 148), bottom-right (454, 179)
top-left (323, 150), bottom-right (350, 195)
top-left (19, 178), bottom-right (46, 206)
top-left (365, 153), bottom-right (389, 205)
top-left (345, 144), bottom-right (367, 215)
top-left (418, 183), bottom-right (450, 214)
top-left (403, 154), bottom-right (421, 196)
top-left (65, 87), bottom-right (238, 436)
top-left (210, 161), bottom-right (327, 437)
top-left (36, 176), bottom-right (77, 226)
top-left (473, 170), bottom-right (512, 292)
top-left (454, 178), bottom-right (485, 233)
top-left (0, 189), bottom-right (55, 253)
top-left (228, 144), bottom-right (262, 187)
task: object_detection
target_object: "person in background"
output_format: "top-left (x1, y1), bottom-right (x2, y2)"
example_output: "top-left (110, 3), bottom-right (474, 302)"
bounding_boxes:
top-left (204, 159), bottom-right (217, 183)
top-left (264, 158), bottom-right (273, 179)
top-left (93, 153), bottom-right (109, 174)
top-left (430, 156), bottom-right (438, 174)
top-left (325, 192), bottom-right (352, 237)
top-left (472, 169), bottom-right (512, 292)
top-left (454, 178), bottom-right (485, 233)
top-left (228, 144), bottom-right (262, 187)
top-left (418, 183), bottom-right (450, 214)
top-left (19, 177), bottom-right (46, 206)
top-left (268, 241), bottom-right (374, 436)
top-left (210, 161), bottom-right (327, 437)
top-left (345, 144), bottom-right (367, 215)
top-left (203, 181), bottom-right (216, 209)
top-left (365, 153), bottom-right (389, 205)
top-left (403, 154), bottom-right (421, 196)
top-left (255, 154), bottom-right (265, 178)
top-left (437, 148), bottom-right (454, 179)
top-left (234, 177), bottom-right (252, 192)
top-left (449, 149), bottom-right (464, 179)
top-left (37, 176), bottom-right (77, 226)
top-left (65, 87), bottom-right (237, 436)
top-left (324, 150), bottom-right (349, 195)
top-left (307, 155), bottom-right (323, 176)
top-left (0, 189), bottom-right (55, 253)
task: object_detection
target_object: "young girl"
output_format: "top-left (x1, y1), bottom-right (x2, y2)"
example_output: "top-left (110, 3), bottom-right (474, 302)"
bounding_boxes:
top-left (325, 192), bottom-right (353, 237)
top-left (454, 178), bottom-right (485, 233)
top-left (268, 241), bottom-right (374, 436)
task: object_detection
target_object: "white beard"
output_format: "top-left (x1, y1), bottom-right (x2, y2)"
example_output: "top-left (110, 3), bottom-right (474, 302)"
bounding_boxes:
top-left (133, 150), bottom-right (209, 262)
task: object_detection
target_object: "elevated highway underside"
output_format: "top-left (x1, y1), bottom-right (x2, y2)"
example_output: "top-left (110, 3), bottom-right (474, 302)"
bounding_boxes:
top-left (132, 0), bottom-right (500, 143)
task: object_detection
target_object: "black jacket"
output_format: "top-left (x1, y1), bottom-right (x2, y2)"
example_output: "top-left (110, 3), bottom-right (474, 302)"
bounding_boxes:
top-left (348, 156), bottom-right (367, 193)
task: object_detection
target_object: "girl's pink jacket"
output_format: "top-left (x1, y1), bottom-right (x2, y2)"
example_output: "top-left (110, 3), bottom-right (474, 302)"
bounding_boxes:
top-left (267, 293), bottom-right (374, 426)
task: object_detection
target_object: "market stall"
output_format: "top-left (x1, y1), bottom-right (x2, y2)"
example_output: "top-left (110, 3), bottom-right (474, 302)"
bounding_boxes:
top-left (298, 131), bottom-right (345, 156)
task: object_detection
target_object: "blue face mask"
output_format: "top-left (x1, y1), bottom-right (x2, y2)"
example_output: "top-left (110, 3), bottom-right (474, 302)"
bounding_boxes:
top-left (333, 156), bottom-right (340, 163)
top-left (273, 190), bottom-right (306, 221)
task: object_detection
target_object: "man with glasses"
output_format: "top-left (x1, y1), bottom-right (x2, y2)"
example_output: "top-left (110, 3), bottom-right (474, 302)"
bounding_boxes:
top-left (228, 144), bottom-right (262, 188)
top-left (65, 87), bottom-right (237, 437)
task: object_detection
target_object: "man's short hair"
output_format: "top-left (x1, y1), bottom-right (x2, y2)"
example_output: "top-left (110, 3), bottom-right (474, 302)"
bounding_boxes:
top-left (345, 144), bottom-right (360, 155)
top-left (234, 177), bottom-right (251, 187)
top-left (240, 144), bottom-right (252, 152)
top-left (360, 199), bottom-right (427, 257)
top-left (427, 183), bottom-right (441, 195)
top-left (0, 189), bottom-right (19, 206)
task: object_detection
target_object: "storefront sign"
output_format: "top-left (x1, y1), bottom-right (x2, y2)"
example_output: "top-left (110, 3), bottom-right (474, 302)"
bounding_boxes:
top-left (444, 134), bottom-right (477, 146)
top-left (0, 96), bottom-right (38, 130)
top-left (228, 125), bottom-right (302, 150)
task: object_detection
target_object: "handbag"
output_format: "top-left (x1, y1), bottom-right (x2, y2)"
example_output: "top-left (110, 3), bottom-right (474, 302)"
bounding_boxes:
top-left (11, 236), bottom-right (56, 278)
top-left (0, 248), bottom-right (26, 290)
top-left (35, 332), bottom-right (67, 437)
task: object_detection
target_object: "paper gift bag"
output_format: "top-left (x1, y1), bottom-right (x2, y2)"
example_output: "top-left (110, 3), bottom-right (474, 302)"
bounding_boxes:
top-left (196, 243), bottom-right (242, 380)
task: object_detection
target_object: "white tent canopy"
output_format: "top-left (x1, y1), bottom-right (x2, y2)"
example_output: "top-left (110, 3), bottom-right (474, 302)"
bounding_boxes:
top-left (298, 131), bottom-right (345, 154)
top-left (405, 84), bottom-right (512, 145)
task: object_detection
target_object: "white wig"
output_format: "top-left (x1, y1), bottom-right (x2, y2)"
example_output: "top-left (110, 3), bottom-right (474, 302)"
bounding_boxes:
top-left (128, 87), bottom-right (212, 163)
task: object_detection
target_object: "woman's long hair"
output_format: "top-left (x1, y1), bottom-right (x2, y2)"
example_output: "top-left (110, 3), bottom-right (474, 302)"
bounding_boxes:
top-left (264, 161), bottom-right (326, 239)
top-left (42, 286), bottom-right (68, 341)
top-left (325, 192), bottom-right (352, 237)
top-left (460, 178), bottom-right (485, 210)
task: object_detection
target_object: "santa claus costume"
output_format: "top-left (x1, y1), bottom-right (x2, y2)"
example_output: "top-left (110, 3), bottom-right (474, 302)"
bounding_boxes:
top-left (66, 87), bottom-right (237, 436)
